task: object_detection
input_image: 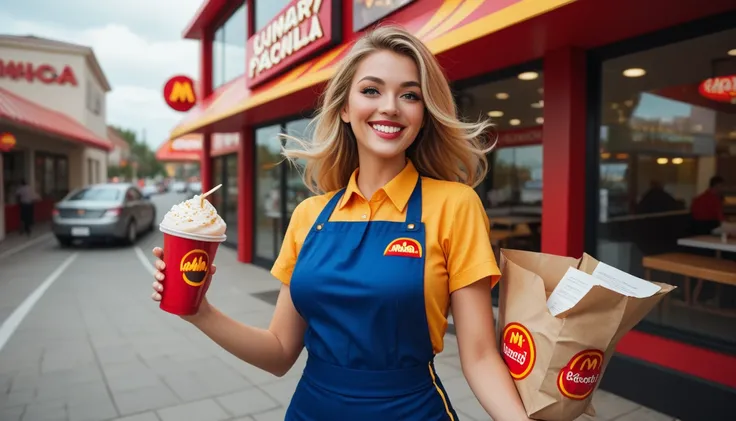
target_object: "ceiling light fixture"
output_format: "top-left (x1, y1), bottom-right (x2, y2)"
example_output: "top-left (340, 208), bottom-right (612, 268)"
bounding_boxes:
top-left (496, 92), bottom-right (510, 100)
top-left (728, 49), bottom-right (736, 57)
top-left (656, 157), bottom-right (668, 165)
top-left (536, 117), bottom-right (544, 124)
top-left (672, 157), bottom-right (684, 165)
top-left (510, 119), bottom-right (521, 126)
top-left (488, 111), bottom-right (504, 117)
top-left (531, 100), bottom-right (544, 109)
top-left (518, 71), bottom-right (539, 81)
top-left (623, 68), bottom-right (646, 78)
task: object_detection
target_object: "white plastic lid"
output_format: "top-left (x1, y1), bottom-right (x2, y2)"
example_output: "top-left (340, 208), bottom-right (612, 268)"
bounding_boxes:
top-left (159, 225), bottom-right (227, 243)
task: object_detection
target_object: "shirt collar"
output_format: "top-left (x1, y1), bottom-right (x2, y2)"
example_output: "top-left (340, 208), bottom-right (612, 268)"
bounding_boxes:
top-left (338, 159), bottom-right (419, 212)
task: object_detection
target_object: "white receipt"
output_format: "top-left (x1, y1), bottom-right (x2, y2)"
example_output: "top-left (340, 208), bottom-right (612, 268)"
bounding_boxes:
top-left (591, 262), bottom-right (661, 298)
top-left (546, 268), bottom-right (598, 316)
top-left (547, 263), bottom-right (661, 316)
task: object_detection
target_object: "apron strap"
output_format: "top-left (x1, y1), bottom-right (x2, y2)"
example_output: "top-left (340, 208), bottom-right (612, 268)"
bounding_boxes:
top-left (313, 188), bottom-right (346, 229)
top-left (404, 176), bottom-right (422, 230)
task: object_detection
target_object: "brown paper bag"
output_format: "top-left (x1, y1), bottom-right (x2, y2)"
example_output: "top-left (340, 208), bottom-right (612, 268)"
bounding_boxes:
top-left (497, 249), bottom-right (675, 421)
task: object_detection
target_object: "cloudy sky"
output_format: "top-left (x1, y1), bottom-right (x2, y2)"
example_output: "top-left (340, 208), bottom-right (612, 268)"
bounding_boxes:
top-left (1, 0), bottom-right (204, 149)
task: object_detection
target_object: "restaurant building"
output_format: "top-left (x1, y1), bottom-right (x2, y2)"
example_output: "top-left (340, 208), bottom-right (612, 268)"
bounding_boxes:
top-left (0, 35), bottom-right (113, 242)
top-left (168, 0), bottom-right (736, 418)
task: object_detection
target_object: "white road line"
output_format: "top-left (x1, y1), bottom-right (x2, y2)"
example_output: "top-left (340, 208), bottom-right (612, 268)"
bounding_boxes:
top-left (134, 246), bottom-right (156, 276)
top-left (0, 252), bottom-right (78, 352)
top-left (0, 232), bottom-right (53, 260)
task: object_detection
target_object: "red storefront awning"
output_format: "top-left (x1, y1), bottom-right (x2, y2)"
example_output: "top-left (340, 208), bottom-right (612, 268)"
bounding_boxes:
top-left (0, 87), bottom-right (113, 151)
top-left (155, 134), bottom-right (202, 162)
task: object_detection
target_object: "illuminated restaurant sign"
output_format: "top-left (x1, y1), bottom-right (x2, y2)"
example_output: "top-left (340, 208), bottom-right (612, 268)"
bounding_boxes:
top-left (497, 126), bottom-right (543, 148)
top-left (247, 0), bottom-right (340, 88)
top-left (169, 136), bottom-right (202, 151)
top-left (353, 0), bottom-right (416, 32)
top-left (163, 75), bottom-right (197, 112)
top-left (212, 133), bottom-right (240, 156)
top-left (699, 75), bottom-right (736, 104)
top-left (0, 59), bottom-right (78, 86)
top-left (0, 132), bottom-right (17, 152)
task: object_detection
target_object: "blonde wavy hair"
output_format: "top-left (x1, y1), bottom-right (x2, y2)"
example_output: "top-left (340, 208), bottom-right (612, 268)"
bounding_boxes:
top-left (282, 25), bottom-right (496, 194)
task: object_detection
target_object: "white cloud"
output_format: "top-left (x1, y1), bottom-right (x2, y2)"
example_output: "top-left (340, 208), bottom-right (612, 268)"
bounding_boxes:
top-left (0, 1), bottom-right (203, 148)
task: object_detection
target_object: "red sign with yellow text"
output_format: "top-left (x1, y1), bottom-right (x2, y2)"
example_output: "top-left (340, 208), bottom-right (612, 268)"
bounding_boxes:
top-left (699, 75), bottom-right (736, 103)
top-left (247, 0), bottom-right (341, 89)
top-left (0, 133), bottom-right (17, 152)
top-left (557, 349), bottom-right (604, 400)
top-left (163, 75), bottom-right (197, 112)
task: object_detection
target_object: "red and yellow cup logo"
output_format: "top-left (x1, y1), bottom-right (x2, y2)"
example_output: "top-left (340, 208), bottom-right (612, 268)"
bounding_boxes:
top-left (180, 249), bottom-right (209, 287)
top-left (557, 349), bottom-right (605, 400)
top-left (501, 322), bottom-right (536, 380)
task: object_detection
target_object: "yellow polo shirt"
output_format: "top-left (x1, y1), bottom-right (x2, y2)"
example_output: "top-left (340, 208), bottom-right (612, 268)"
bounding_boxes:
top-left (271, 160), bottom-right (501, 354)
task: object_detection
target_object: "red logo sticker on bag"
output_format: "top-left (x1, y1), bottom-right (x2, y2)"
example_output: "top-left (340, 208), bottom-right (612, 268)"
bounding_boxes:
top-left (501, 323), bottom-right (535, 380)
top-left (384, 238), bottom-right (422, 258)
top-left (557, 349), bottom-right (604, 400)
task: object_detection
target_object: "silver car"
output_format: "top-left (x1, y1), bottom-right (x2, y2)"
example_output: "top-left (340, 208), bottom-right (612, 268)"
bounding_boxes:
top-left (52, 183), bottom-right (157, 246)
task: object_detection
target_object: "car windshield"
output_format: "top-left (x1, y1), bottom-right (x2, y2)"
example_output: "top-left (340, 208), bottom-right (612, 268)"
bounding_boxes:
top-left (67, 188), bottom-right (121, 201)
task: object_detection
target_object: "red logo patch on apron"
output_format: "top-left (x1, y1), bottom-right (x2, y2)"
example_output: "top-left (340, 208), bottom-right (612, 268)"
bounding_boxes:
top-left (384, 238), bottom-right (422, 258)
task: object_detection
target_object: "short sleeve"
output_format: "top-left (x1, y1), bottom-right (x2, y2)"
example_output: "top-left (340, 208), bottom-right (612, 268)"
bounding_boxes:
top-left (270, 202), bottom-right (306, 285)
top-left (447, 187), bottom-right (501, 292)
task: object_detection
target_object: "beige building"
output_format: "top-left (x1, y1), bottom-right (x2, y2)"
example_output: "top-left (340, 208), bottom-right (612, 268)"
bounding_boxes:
top-left (0, 35), bottom-right (113, 241)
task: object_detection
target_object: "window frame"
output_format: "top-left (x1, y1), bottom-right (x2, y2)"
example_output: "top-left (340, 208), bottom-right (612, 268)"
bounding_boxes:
top-left (208, 0), bottom-right (247, 91)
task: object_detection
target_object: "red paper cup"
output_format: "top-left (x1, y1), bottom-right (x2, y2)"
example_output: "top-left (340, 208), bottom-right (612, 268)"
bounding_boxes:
top-left (158, 225), bottom-right (226, 316)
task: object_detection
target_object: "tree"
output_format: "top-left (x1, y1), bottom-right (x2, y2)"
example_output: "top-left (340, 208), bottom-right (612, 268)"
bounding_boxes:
top-left (108, 126), bottom-right (166, 179)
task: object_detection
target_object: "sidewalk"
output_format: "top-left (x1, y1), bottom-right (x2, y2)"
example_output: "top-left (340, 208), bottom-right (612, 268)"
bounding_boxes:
top-left (0, 222), bottom-right (53, 260)
top-left (0, 240), bottom-right (676, 421)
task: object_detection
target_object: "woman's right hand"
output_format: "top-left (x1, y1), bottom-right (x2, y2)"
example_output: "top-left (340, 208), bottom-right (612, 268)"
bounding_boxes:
top-left (150, 246), bottom-right (215, 323)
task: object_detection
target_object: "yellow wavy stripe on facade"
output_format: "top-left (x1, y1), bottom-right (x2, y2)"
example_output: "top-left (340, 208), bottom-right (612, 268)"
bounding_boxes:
top-left (310, 43), bottom-right (351, 73)
top-left (424, 0), bottom-right (483, 41)
top-left (415, 0), bottom-right (464, 39)
top-left (427, 0), bottom-right (577, 54)
top-left (278, 60), bottom-right (316, 84)
top-left (169, 0), bottom-right (579, 140)
top-left (203, 82), bottom-right (244, 114)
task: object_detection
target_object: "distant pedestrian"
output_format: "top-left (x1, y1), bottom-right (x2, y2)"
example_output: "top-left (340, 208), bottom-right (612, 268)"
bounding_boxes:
top-left (16, 179), bottom-right (37, 236)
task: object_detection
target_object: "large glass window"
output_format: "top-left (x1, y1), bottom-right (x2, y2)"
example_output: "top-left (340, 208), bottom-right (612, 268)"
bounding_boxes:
top-left (34, 153), bottom-right (69, 201)
top-left (212, 3), bottom-right (247, 90)
top-left (225, 153), bottom-right (239, 243)
top-left (457, 69), bottom-right (544, 253)
top-left (212, 152), bottom-right (240, 247)
top-left (255, 124), bottom-right (285, 262)
top-left (3, 150), bottom-right (26, 205)
top-left (255, 0), bottom-right (290, 31)
top-left (254, 118), bottom-right (315, 264)
top-left (596, 27), bottom-right (736, 345)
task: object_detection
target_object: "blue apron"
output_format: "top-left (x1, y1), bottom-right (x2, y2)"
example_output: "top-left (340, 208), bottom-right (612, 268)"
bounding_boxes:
top-left (287, 177), bottom-right (459, 421)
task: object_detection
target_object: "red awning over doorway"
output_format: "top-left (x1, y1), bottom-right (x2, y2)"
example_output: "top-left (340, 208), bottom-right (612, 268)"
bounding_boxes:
top-left (0, 87), bottom-right (113, 151)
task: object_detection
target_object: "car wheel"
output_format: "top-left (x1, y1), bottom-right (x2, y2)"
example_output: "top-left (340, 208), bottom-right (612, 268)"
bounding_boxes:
top-left (56, 236), bottom-right (72, 248)
top-left (126, 220), bottom-right (137, 245)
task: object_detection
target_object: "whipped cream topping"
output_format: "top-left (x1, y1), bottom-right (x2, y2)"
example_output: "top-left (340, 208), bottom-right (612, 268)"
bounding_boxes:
top-left (160, 195), bottom-right (226, 237)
